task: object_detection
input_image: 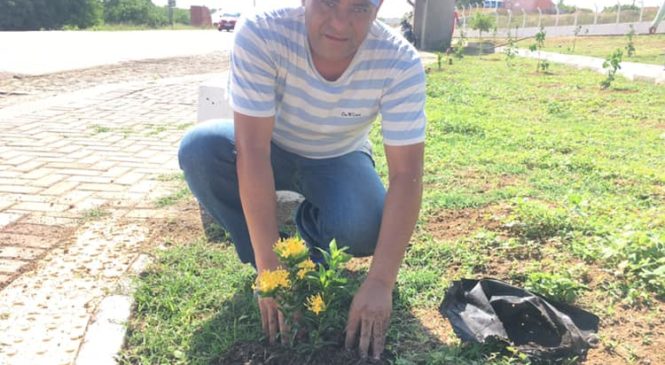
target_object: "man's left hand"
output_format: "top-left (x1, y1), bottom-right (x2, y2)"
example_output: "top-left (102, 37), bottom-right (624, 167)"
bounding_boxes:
top-left (344, 277), bottom-right (393, 360)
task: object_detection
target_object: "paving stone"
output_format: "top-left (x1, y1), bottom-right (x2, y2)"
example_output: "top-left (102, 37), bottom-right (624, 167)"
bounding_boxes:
top-left (12, 202), bottom-right (70, 213)
top-left (13, 160), bottom-right (46, 173)
top-left (40, 181), bottom-right (79, 196)
top-left (20, 215), bottom-right (77, 227)
top-left (0, 170), bottom-right (20, 179)
top-left (67, 175), bottom-right (113, 184)
top-left (0, 233), bottom-right (60, 249)
top-left (31, 174), bottom-right (67, 188)
top-left (3, 155), bottom-right (33, 166)
top-left (2, 194), bottom-right (53, 204)
top-left (0, 259), bottom-right (25, 273)
top-left (114, 172), bottom-right (144, 186)
top-left (78, 183), bottom-right (125, 192)
top-left (0, 246), bottom-right (45, 260)
top-left (0, 185), bottom-right (41, 194)
top-left (46, 162), bottom-right (93, 170)
top-left (0, 200), bottom-right (15, 212)
top-left (1, 213), bottom-right (25, 229)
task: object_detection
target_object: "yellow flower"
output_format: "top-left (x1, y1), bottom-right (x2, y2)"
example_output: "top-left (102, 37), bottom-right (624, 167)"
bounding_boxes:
top-left (296, 259), bottom-right (316, 279)
top-left (306, 293), bottom-right (326, 315)
top-left (253, 269), bottom-right (290, 296)
top-left (274, 237), bottom-right (309, 263)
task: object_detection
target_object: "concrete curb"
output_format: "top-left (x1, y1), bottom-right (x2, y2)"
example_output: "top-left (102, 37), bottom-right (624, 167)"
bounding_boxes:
top-left (497, 47), bottom-right (665, 85)
top-left (74, 254), bottom-right (153, 365)
top-left (75, 295), bottom-right (133, 365)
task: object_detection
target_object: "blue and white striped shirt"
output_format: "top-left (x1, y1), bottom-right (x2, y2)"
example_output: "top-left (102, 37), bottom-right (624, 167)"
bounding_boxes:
top-left (230, 6), bottom-right (426, 159)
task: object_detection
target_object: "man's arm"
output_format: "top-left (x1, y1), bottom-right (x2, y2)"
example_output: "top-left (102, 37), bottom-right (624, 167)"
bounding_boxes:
top-left (345, 142), bottom-right (424, 359)
top-left (368, 142), bottom-right (424, 288)
top-left (236, 112), bottom-right (292, 344)
top-left (234, 112), bottom-right (281, 271)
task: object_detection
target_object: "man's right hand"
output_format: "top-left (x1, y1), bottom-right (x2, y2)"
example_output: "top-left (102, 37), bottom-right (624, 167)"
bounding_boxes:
top-left (258, 296), bottom-right (289, 345)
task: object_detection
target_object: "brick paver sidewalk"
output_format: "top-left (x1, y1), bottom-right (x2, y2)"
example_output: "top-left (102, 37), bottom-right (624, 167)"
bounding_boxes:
top-left (0, 55), bottom-right (229, 364)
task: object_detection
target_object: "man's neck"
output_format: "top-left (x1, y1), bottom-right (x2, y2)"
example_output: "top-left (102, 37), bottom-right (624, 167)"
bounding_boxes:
top-left (311, 53), bottom-right (354, 82)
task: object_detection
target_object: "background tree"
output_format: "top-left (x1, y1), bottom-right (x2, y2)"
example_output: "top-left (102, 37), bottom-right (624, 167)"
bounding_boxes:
top-left (103, 0), bottom-right (166, 27)
top-left (0, 0), bottom-right (102, 30)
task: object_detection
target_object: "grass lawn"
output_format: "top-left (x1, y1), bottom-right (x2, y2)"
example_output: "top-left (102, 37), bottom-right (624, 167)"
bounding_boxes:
top-left (514, 34), bottom-right (665, 66)
top-left (119, 54), bottom-right (664, 364)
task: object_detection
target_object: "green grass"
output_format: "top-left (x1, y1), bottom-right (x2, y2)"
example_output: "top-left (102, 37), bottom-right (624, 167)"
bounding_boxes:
top-left (515, 34), bottom-right (665, 65)
top-left (155, 186), bottom-right (191, 208)
top-left (122, 54), bottom-right (665, 364)
top-left (79, 207), bottom-right (111, 222)
top-left (118, 241), bottom-right (259, 365)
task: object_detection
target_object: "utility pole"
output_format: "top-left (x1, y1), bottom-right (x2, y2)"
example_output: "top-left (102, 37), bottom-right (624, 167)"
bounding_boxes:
top-left (168, 0), bottom-right (175, 27)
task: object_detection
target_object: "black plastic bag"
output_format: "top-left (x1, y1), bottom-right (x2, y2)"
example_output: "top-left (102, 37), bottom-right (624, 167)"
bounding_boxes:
top-left (440, 279), bottom-right (600, 362)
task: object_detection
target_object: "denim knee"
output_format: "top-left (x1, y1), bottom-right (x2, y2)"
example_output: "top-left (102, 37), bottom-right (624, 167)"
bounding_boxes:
top-left (334, 206), bottom-right (382, 257)
top-left (298, 198), bottom-right (383, 258)
top-left (178, 121), bottom-right (235, 175)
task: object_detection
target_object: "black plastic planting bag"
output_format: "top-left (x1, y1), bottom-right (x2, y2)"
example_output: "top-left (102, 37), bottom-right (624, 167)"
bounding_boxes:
top-left (440, 279), bottom-right (600, 362)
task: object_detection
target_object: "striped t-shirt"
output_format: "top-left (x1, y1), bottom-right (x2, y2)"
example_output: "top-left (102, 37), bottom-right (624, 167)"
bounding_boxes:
top-left (229, 6), bottom-right (426, 159)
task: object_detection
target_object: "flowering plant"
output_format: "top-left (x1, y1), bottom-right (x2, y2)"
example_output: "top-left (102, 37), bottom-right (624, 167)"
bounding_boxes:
top-left (253, 237), bottom-right (353, 351)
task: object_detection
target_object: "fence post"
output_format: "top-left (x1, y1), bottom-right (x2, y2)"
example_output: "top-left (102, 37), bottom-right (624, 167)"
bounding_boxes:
top-left (616, 1), bottom-right (621, 24)
top-left (594, 4), bottom-right (598, 25)
top-left (465, 5), bottom-right (471, 30)
top-left (537, 7), bottom-right (542, 28)
top-left (639, 0), bottom-right (644, 22)
top-left (495, 7), bottom-right (499, 29)
top-left (574, 7), bottom-right (578, 27)
top-left (522, 8), bottom-right (527, 29)
top-left (507, 9), bottom-right (512, 29)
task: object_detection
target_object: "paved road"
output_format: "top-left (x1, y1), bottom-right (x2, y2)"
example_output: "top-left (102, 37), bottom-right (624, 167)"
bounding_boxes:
top-left (0, 30), bottom-right (234, 75)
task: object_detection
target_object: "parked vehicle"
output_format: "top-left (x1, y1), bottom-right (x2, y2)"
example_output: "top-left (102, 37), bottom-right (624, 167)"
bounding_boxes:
top-left (217, 13), bottom-right (240, 31)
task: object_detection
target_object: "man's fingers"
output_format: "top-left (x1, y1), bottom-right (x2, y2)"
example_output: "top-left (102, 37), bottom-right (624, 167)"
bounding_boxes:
top-left (259, 301), bottom-right (269, 336)
top-left (344, 310), bottom-right (360, 350)
top-left (278, 311), bottom-right (289, 345)
top-left (372, 319), bottom-right (388, 360)
top-left (358, 317), bottom-right (372, 359)
top-left (268, 307), bottom-right (278, 344)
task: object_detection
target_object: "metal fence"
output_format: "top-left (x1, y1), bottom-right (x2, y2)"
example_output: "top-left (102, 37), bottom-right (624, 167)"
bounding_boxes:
top-left (456, 4), bottom-right (661, 37)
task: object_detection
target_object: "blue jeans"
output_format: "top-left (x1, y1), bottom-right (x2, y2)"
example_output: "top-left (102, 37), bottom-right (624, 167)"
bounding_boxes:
top-left (178, 119), bottom-right (385, 267)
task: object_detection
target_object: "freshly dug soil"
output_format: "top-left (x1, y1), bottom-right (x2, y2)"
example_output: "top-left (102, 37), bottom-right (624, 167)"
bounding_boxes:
top-left (214, 341), bottom-right (389, 365)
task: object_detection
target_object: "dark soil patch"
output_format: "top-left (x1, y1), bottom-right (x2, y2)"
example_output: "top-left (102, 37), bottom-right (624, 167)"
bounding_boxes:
top-left (214, 341), bottom-right (388, 365)
top-left (584, 301), bottom-right (665, 365)
top-left (426, 205), bottom-right (510, 242)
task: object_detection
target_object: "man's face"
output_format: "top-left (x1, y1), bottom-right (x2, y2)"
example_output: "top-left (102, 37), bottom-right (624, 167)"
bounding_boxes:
top-left (303, 0), bottom-right (382, 63)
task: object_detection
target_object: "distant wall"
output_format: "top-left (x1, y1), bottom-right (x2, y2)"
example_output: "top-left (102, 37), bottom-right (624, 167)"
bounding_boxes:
top-left (190, 6), bottom-right (212, 27)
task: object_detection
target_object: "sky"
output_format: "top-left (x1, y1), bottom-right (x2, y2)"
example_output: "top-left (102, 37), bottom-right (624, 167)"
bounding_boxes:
top-left (151, 0), bottom-right (664, 18)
